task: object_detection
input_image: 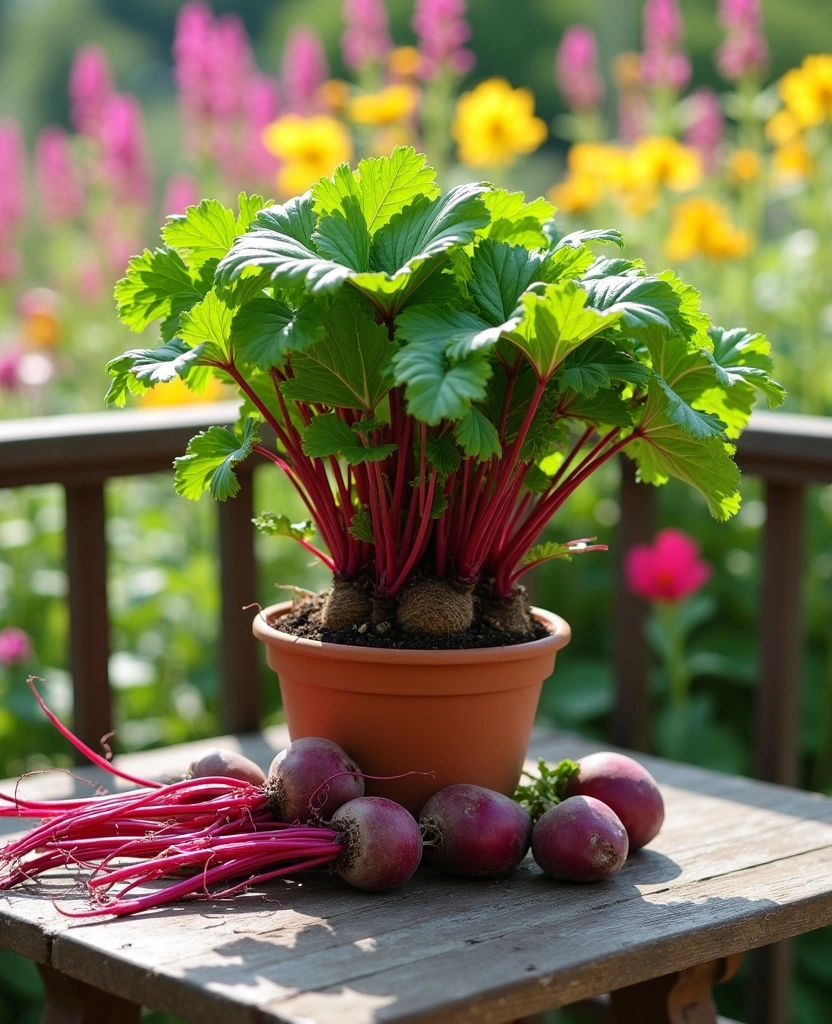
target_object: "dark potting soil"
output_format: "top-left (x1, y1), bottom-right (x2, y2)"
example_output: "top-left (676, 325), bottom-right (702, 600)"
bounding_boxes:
top-left (270, 592), bottom-right (549, 650)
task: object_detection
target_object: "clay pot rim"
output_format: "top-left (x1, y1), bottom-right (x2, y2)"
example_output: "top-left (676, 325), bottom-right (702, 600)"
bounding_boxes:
top-left (253, 600), bottom-right (571, 666)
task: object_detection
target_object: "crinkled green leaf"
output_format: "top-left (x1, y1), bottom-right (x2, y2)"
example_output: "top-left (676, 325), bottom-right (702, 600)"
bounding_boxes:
top-left (559, 387), bottom-right (634, 428)
top-left (281, 298), bottom-right (393, 412)
top-left (253, 512), bottom-right (315, 540)
top-left (523, 540), bottom-right (575, 565)
top-left (105, 339), bottom-right (205, 407)
top-left (468, 239), bottom-right (544, 324)
top-left (312, 191), bottom-right (371, 271)
top-left (580, 274), bottom-right (684, 337)
top-left (705, 327), bottom-right (786, 408)
top-left (236, 193), bottom-right (271, 233)
top-left (582, 256), bottom-right (645, 280)
top-left (506, 281), bottom-right (621, 378)
top-left (654, 374), bottom-right (727, 438)
top-left (312, 148), bottom-right (439, 233)
top-left (480, 189), bottom-right (555, 248)
top-left (424, 434), bottom-right (462, 476)
top-left (162, 199), bottom-right (238, 267)
top-left (396, 306), bottom-right (505, 361)
top-left (560, 338), bottom-right (649, 397)
top-left (115, 247), bottom-right (206, 333)
top-left (541, 243), bottom-right (595, 284)
top-left (545, 224), bottom-right (625, 251)
top-left (392, 340), bottom-right (491, 425)
top-left (232, 297), bottom-right (324, 369)
top-left (455, 407), bottom-right (502, 460)
top-left (348, 507), bottom-right (375, 543)
top-left (301, 412), bottom-right (396, 464)
top-left (174, 419), bottom-right (259, 501)
top-left (179, 290), bottom-right (234, 364)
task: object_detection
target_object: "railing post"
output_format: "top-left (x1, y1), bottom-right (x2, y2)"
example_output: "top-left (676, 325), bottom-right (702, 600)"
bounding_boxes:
top-left (65, 482), bottom-right (112, 754)
top-left (217, 464), bottom-right (261, 733)
top-left (612, 460), bottom-right (657, 751)
top-left (750, 480), bottom-right (807, 1024)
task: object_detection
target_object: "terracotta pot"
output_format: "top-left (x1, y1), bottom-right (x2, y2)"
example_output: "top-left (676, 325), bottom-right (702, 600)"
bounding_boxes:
top-left (253, 601), bottom-right (571, 815)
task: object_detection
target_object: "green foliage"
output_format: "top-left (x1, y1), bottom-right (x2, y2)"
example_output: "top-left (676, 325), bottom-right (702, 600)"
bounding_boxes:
top-left (252, 513), bottom-right (315, 540)
top-left (513, 757), bottom-right (581, 821)
top-left (174, 419), bottom-right (259, 501)
top-left (301, 413), bottom-right (396, 464)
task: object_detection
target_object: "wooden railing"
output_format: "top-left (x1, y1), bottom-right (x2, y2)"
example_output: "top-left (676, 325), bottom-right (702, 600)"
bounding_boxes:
top-left (1, 403), bottom-right (831, 1024)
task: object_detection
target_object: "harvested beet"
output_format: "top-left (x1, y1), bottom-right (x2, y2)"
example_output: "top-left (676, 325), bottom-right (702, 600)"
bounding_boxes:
top-left (331, 797), bottom-right (423, 892)
top-left (188, 748), bottom-right (266, 786)
top-left (267, 737), bottom-right (365, 822)
top-left (565, 751), bottom-right (664, 850)
top-left (532, 795), bottom-right (628, 882)
top-left (420, 783), bottom-right (532, 877)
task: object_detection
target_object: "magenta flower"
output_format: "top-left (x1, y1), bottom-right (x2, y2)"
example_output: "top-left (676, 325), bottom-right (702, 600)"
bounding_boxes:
top-left (0, 627), bottom-right (33, 667)
top-left (716, 0), bottom-right (769, 81)
top-left (172, 2), bottom-right (215, 120)
top-left (207, 14), bottom-right (252, 120)
top-left (0, 121), bottom-right (24, 283)
top-left (342, 0), bottom-right (391, 72)
top-left (69, 46), bottom-right (114, 137)
top-left (244, 74), bottom-right (280, 184)
top-left (684, 88), bottom-right (724, 170)
top-left (556, 25), bottom-right (604, 113)
top-left (35, 126), bottom-right (84, 224)
top-left (283, 27), bottom-right (328, 113)
top-left (99, 94), bottom-right (151, 206)
top-left (625, 529), bottom-right (712, 603)
top-left (162, 174), bottom-right (199, 216)
top-left (412, 0), bottom-right (474, 80)
top-left (640, 0), bottom-right (691, 91)
top-left (0, 348), bottom-right (22, 392)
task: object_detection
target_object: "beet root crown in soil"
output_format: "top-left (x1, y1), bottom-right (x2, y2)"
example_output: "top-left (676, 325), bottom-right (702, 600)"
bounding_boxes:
top-left (109, 146), bottom-right (784, 634)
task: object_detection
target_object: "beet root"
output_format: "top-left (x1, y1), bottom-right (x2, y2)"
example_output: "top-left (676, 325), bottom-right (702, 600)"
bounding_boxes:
top-left (187, 748), bottom-right (266, 786)
top-left (532, 795), bottom-right (628, 882)
top-left (565, 751), bottom-right (664, 850)
top-left (267, 737), bottom-right (365, 822)
top-left (420, 783), bottom-right (532, 877)
top-left (331, 797), bottom-right (423, 892)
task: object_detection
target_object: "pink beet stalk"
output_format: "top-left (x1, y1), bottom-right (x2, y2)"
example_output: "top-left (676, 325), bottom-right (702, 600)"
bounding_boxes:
top-left (283, 27), bottom-right (329, 112)
top-left (716, 0), bottom-right (769, 81)
top-left (412, 0), bottom-right (474, 79)
top-left (555, 25), bottom-right (604, 113)
top-left (640, 0), bottom-right (691, 92)
top-left (35, 127), bottom-right (84, 224)
top-left (341, 0), bottom-right (392, 72)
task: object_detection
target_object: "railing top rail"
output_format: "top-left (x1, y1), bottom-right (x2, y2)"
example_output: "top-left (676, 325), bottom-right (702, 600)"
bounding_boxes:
top-left (0, 404), bottom-right (830, 488)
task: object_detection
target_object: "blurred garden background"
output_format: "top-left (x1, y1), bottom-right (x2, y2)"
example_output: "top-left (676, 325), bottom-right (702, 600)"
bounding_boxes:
top-left (0, 0), bottom-right (831, 1020)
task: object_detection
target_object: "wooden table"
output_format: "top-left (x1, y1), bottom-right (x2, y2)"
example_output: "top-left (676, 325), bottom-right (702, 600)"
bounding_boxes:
top-left (2, 726), bottom-right (832, 1024)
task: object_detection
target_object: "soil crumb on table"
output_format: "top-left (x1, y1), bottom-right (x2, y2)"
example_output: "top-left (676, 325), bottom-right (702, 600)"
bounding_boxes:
top-left (270, 592), bottom-right (548, 650)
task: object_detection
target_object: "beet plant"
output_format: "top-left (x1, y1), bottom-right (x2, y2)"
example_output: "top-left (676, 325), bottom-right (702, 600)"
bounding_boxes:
top-left (108, 146), bottom-right (784, 639)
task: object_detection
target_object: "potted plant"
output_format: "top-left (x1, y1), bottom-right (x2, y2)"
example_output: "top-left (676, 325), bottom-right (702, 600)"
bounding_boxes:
top-left (109, 146), bottom-right (784, 812)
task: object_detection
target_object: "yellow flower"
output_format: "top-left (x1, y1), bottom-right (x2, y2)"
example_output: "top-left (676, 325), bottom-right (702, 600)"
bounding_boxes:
top-left (772, 138), bottom-right (814, 181)
top-left (348, 85), bottom-right (418, 126)
top-left (765, 109), bottom-right (802, 146)
top-left (548, 173), bottom-right (603, 214)
top-left (317, 79), bottom-right (351, 113)
top-left (389, 46), bottom-right (422, 79)
top-left (262, 115), bottom-right (353, 196)
top-left (728, 148), bottom-right (761, 183)
top-left (665, 197), bottom-right (752, 262)
top-left (453, 78), bottom-right (547, 168)
top-left (139, 376), bottom-right (225, 408)
top-left (630, 136), bottom-right (702, 193)
top-left (779, 55), bottom-right (832, 128)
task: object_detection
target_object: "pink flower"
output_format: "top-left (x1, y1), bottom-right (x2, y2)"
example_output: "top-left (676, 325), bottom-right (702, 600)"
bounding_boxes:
top-left (173, 2), bottom-right (215, 121)
top-left (99, 94), bottom-right (152, 206)
top-left (0, 627), bottom-right (33, 667)
top-left (625, 529), bottom-right (712, 603)
top-left (412, 0), bottom-right (474, 80)
top-left (162, 173), bottom-right (199, 216)
top-left (0, 121), bottom-right (24, 282)
top-left (35, 126), bottom-right (84, 224)
top-left (69, 46), bottom-right (114, 136)
top-left (342, 0), bottom-right (391, 72)
top-left (716, 0), bottom-right (768, 80)
top-left (684, 88), bottom-right (724, 170)
top-left (283, 28), bottom-right (328, 113)
top-left (556, 26), bottom-right (604, 113)
top-left (244, 74), bottom-right (280, 184)
top-left (640, 0), bottom-right (691, 91)
top-left (207, 14), bottom-right (252, 121)
top-left (0, 348), bottom-right (23, 392)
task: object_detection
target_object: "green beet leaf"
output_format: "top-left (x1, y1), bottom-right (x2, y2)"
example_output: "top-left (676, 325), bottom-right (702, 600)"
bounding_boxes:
top-left (174, 419), bottom-right (260, 501)
top-left (301, 413), bottom-right (396, 464)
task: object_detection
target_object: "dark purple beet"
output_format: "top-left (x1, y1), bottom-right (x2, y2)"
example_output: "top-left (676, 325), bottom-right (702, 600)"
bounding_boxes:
top-left (565, 751), bottom-right (664, 850)
top-left (420, 783), bottom-right (532, 877)
top-left (268, 737), bottom-right (364, 822)
top-left (532, 795), bottom-right (628, 882)
top-left (188, 748), bottom-right (266, 786)
top-left (331, 797), bottom-right (423, 892)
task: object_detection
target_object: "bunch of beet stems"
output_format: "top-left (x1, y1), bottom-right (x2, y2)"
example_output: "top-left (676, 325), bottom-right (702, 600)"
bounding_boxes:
top-left (0, 682), bottom-right (342, 917)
